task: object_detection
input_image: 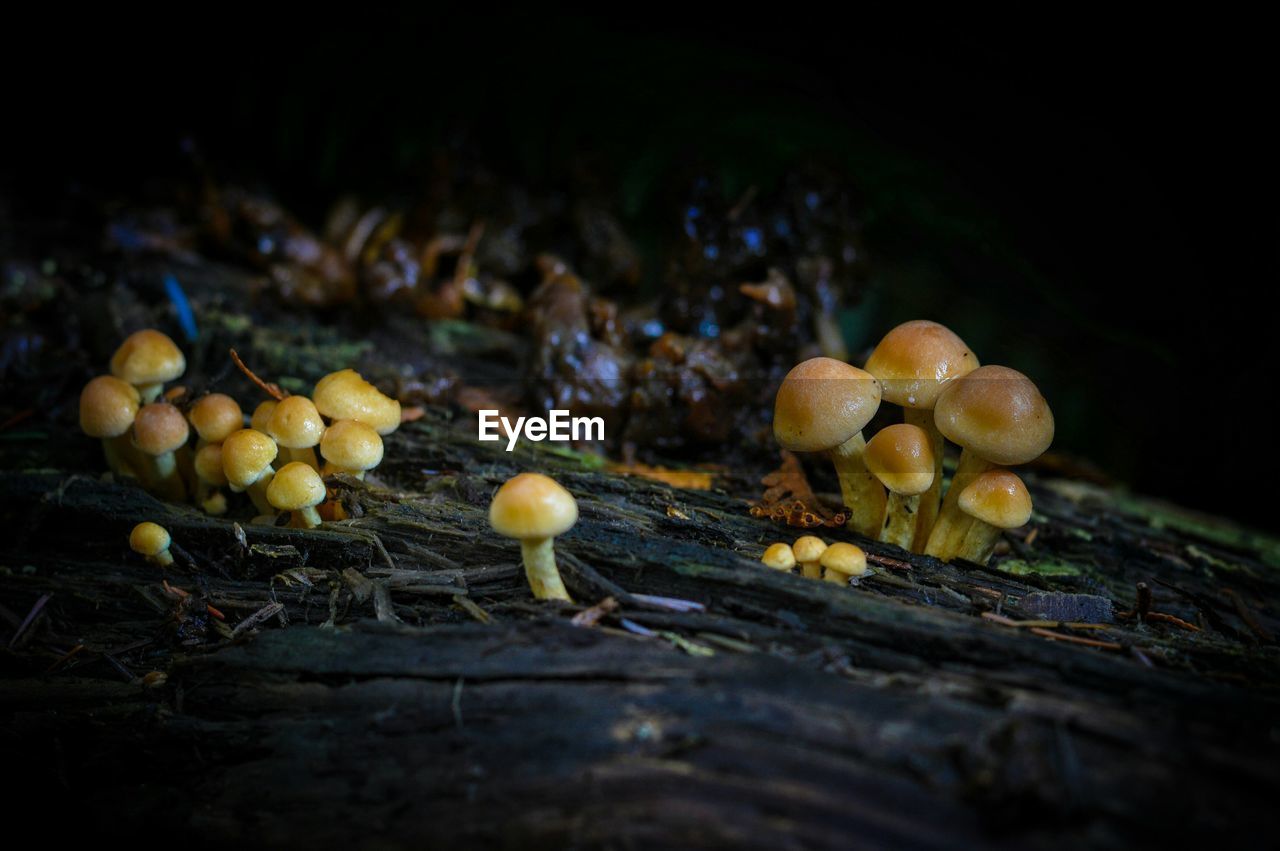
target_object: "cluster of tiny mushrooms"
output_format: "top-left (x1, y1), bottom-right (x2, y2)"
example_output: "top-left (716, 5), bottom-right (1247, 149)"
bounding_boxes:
top-left (84, 318), bottom-right (1049, 603)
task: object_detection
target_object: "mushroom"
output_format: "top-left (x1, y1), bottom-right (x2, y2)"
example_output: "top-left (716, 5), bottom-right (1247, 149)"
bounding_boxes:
top-left (131, 402), bottom-right (190, 501)
top-left (129, 521), bottom-right (173, 567)
top-left (925, 366), bottom-right (1053, 558)
top-left (820, 542), bottom-right (868, 585)
top-left (110, 329), bottom-right (186, 403)
top-left (266, 395), bottom-right (326, 469)
top-left (761, 542), bottom-right (797, 572)
top-left (948, 469), bottom-right (1033, 564)
top-left (773, 357), bottom-right (885, 537)
top-left (312, 368), bottom-right (402, 435)
top-left (319, 419), bottom-right (384, 479)
top-left (489, 472), bottom-right (578, 602)
top-left (793, 535), bottom-right (828, 579)
top-left (250, 400), bottom-right (278, 432)
top-left (863, 423), bottom-right (936, 551)
top-left (222, 428), bottom-right (279, 515)
top-left (188, 393), bottom-right (244, 447)
top-left (863, 320), bottom-right (978, 539)
top-left (79, 375), bottom-right (143, 478)
top-left (193, 443), bottom-right (229, 515)
top-left (266, 461), bottom-right (327, 529)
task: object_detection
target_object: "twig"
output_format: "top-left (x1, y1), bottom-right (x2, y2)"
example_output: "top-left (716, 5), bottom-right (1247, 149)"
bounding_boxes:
top-left (230, 602), bottom-right (286, 638)
top-left (865, 552), bottom-right (912, 571)
top-left (1028, 627), bottom-right (1122, 650)
top-left (229, 348), bottom-right (287, 401)
top-left (8, 593), bottom-right (51, 648)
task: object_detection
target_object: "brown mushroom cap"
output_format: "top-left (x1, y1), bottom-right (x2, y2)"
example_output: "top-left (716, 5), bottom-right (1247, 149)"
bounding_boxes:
top-left (250, 400), bottom-right (278, 432)
top-left (958, 470), bottom-right (1033, 529)
top-left (761, 542), bottom-right (797, 571)
top-left (312, 369), bottom-right (401, 435)
top-left (320, 419), bottom-right (384, 473)
top-left (489, 472), bottom-right (578, 540)
top-left (864, 423), bottom-right (936, 495)
top-left (80, 376), bottom-right (141, 438)
top-left (110, 329), bottom-right (186, 387)
top-left (129, 521), bottom-right (171, 557)
top-left (194, 443), bottom-right (228, 486)
top-left (773, 357), bottom-right (881, 452)
top-left (266, 461), bottom-right (327, 512)
top-left (222, 428), bottom-right (279, 489)
top-left (934, 365), bottom-right (1054, 466)
top-left (863, 320), bottom-right (978, 409)
top-left (793, 536), bottom-right (828, 563)
top-left (820, 542), bottom-right (868, 578)
top-left (189, 393), bottom-right (244, 444)
top-left (132, 403), bottom-right (190, 456)
top-left (266, 396), bottom-right (326, 449)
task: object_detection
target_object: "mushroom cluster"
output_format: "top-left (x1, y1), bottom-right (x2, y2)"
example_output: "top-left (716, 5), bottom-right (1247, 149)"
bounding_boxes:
top-left (79, 328), bottom-right (400, 527)
top-left (773, 320), bottom-right (1053, 564)
top-left (760, 536), bottom-right (869, 586)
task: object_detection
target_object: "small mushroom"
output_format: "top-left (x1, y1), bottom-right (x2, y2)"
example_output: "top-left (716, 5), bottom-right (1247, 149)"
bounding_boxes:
top-left (864, 320), bottom-right (978, 538)
top-left (193, 443), bottom-right (229, 515)
top-left (312, 368), bottom-right (402, 435)
top-left (188, 393), bottom-right (244, 447)
top-left (320, 419), bottom-right (384, 479)
top-left (489, 472), bottom-right (578, 602)
top-left (793, 535), bottom-right (828, 579)
top-left (925, 366), bottom-right (1053, 559)
top-left (250, 400), bottom-right (278, 432)
top-left (863, 424), bottom-right (935, 551)
top-left (222, 428), bottom-right (279, 515)
top-left (266, 461), bottom-right (327, 529)
top-left (761, 542), bottom-right (797, 572)
top-left (266, 395), bottom-right (326, 470)
top-left (773, 357), bottom-right (885, 537)
top-left (129, 521), bottom-right (173, 567)
top-left (820, 542), bottom-right (867, 585)
top-left (79, 375), bottom-right (143, 478)
top-left (131, 402), bottom-right (190, 501)
top-left (947, 470), bottom-right (1033, 564)
top-left (110, 329), bottom-right (186, 403)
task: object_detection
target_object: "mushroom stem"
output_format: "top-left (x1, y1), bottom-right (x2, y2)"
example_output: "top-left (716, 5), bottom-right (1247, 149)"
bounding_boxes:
top-left (828, 434), bottom-right (886, 538)
top-left (953, 523), bottom-right (1005, 565)
top-left (143, 451), bottom-right (187, 502)
top-left (102, 435), bottom-right (142, 478)
top-left (137, 383), bottom-right (164, 404)
top-left (880, 492), bottom-right (920, 550)
top-left (292, 505), bottom-right (323, 529)
top-left (236, 470), bottom-right (277, 516)
top-left (903, 407), bottom-right (944, 550)
top-left (924, 450), bottom-right (995, 560)
top-left (800, 560), bottom-right (822, 580)
top-left (519, 537), bottom-right (572, 602)
top-left (285, 446), bottom-right (321, 470)
top-left (822, 568), bottom-right (848, 585)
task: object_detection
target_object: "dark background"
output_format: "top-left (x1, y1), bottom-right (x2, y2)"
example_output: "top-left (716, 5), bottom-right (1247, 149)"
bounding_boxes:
top-left (4, 14), bottom-right (1275, 529)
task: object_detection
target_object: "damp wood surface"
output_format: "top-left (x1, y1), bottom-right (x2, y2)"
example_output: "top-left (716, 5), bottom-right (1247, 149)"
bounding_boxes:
top-left (3, 277), bottom-right (1280, 849)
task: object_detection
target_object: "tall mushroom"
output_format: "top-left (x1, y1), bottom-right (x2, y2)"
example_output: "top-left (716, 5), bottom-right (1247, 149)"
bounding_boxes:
top-left (312, 368), bottom-right (401, 435)
top-left (222, 428), bottom-right (279, 516)
top-left (773, 357), bottom-right (885, 538)
top-left (266, 461), bottom-right (327, 529)
top-left (266, 395), bottom-right (326, 470)
top-left (863, 424), bottom-right (935, 551)
top-left (131, 402), bottom-right (190, 501)
top-left (110, 329), bottom-right (186, 403)
top-left (949, 469), bottom-right (1033, 564)
top-left (925, 365), bottom-right (1053, 558)
top-left (489, 472), bottom-right (578, 602)
top-left (79, 375), bottom-right (142, 478)
top-left (863, 320), bottom-right (978, 539)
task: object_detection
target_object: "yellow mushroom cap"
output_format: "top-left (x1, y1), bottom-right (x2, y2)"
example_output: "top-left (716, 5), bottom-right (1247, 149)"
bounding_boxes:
top-left (110, 329), bottom-right (186, 387)
top-left (793, 535), bottom-right (828, 563)
top-left (320, 419), bottom-right (384, 473)
top-left (266, 461), bottom-right (327, 511)
top-left (312, 369), bottom-right (401, 435)
top-left (194, 443), bottom-right (228, 486)
top-left (773, 357), bottom-right (881, 452)
top-left (250, 400), bottom-right (278, 432)
top-left (934, 365), bottom-right (1055, 466)
top-left (79, 375), bottom-right (141, 438)
top-left (188, 393), bottom-right (244, 443)
top-left (266, 395), bottom-right (326, 449)
top-left (864, 423), bottom-right (936, 495)
top-left (489, 472), bottom-right (578, 540)
top-left (863, 320), bottom-right (978, 409)
top-left (761, 542), bottom-right (797, 571)
top-left (129, 521), bottom-right (171, 557)
top-left (222, 428), bottom-right (279, 489)
top-left (959, 470), bottom-right (1033, 529)
top-left (820, 542), bottom-right (868, 578)
top-left (132, 403), bottom-right (190, 456)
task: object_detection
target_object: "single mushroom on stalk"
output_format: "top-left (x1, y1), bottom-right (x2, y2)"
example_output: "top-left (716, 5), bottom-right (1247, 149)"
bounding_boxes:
top-left (267, 461), bottom-right (327, 529)
top-left (925, 365), bottom-right (1053, 559)
top-left (820, 542), bottom-right (868, 586)
top-left (863, 320), bottom-right (978, 542)
top-left (129, 521), bottom-right (173, 567)
top-left (761, 542), bottom-right (797, 572)
top-left (948, 469), bottom-right (1033, 565)
top-left (222, 428), bottom-right (279, 516)
top-left (793, 535), bottom-right (828, 579)
top-left (79, 375), bottom-right (142, 478)
top-left (188, 393), bottom-right (244, 447)
top-left (110, 329), bottom-right (186, 403)
top-left (266, 395), bottom-right (326, 470)
top-left (319, 419), bottom-right (384, 479)
top-left (489, 472), bottom-right (578, 602)
top-left (250, 400), bottom-right (278, 432)
top-left (131, 402), bottom-right (190, 502)
top-left (773, 357), bottom-right (885, 538)
top-left (863, 424), bottom-right (935, 551)
top-left (312, 368), bottom-right (401, 435)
